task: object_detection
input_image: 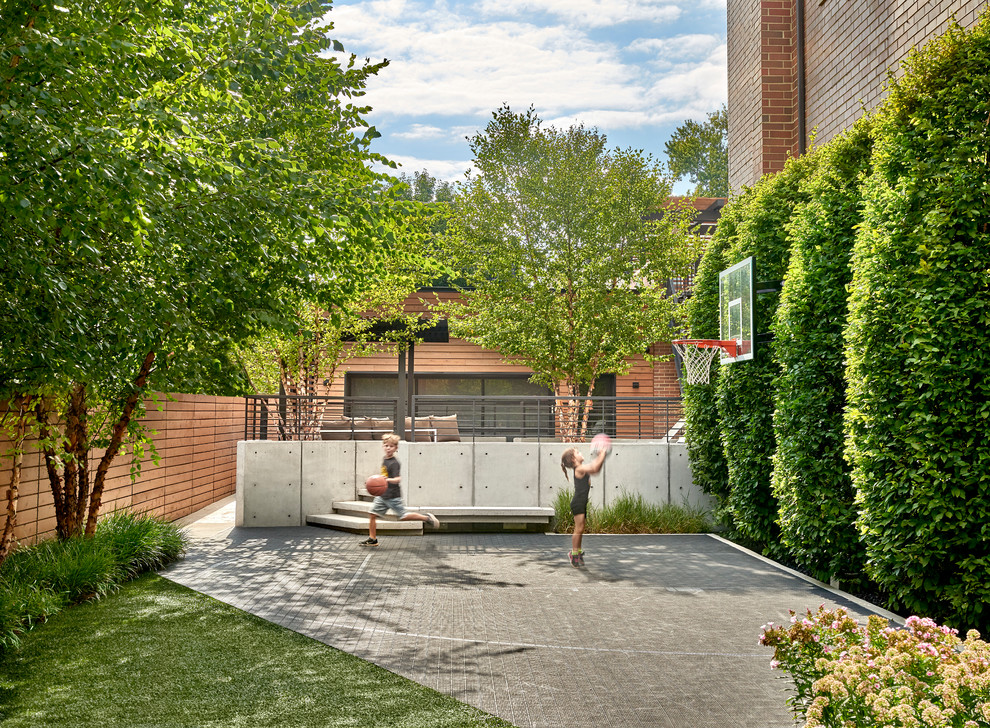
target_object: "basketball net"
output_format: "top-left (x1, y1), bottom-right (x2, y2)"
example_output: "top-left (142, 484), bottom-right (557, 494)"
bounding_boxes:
top-left (672, 340), bottom-right (737, 385)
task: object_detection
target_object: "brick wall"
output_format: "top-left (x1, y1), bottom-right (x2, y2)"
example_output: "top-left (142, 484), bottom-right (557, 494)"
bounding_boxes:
top-left (804, 0), bottom-right (984, 148)
top-left (760, 0), bottom-right (799, 176)
top-left (0, 393), bottom-right (241, 545)
top-left (728, 0), bottom-right (986, 190)
top-left (728, 0), bottom-right (766, 189)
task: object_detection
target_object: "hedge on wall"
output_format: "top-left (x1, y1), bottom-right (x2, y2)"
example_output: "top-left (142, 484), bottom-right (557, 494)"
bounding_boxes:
top-left (771, 119), bottom-right (872, 584)
top-left (682, 196), bottom-right (744, 518)
top-left (845, 16), bottom-right (990, 630)
top-left (717, 155), bottom-right (816, 552)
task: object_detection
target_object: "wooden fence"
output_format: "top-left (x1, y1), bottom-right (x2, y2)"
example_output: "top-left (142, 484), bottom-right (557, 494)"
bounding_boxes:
top-left (0, 393), bottom-right (242, 545)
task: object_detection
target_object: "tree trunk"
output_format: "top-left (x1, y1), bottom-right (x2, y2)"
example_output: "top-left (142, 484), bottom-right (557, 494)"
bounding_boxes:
top-left (85, 350), bottom-right (156, 536)
top-left (67, 382), bottom-right (89, 537)
top-left (0, 394), bottom-right (33, 564)
top-left (36, 398), bottom-right (71, 540)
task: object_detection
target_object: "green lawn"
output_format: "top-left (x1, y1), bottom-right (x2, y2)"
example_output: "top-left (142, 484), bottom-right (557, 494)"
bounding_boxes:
top-left (0, 573), bottom-right (514, 728)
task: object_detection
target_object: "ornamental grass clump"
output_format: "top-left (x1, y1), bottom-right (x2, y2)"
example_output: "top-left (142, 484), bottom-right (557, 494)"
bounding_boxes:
top-left (760, 606), bottom-right (990, 727)
top-left (553, 489), bottom-right (712, 534)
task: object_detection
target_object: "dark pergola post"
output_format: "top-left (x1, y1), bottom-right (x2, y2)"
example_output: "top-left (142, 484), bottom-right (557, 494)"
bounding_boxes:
top-left (397, 346), bottom-right (407, 438)
top-left (407, 341), bottom-right (416, 423)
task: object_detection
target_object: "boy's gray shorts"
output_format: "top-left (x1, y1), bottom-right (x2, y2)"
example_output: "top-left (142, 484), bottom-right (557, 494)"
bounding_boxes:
top-left (371, 496), bottom-right (407, 519)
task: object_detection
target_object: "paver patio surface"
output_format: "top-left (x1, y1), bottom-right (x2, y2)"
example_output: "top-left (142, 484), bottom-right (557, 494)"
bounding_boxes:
top-left (163, 498), bottom-right (901, 728)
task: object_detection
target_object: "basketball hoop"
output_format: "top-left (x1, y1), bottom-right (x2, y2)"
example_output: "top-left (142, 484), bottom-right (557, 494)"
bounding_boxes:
top-left (672, 339), bottom-right (740, 385)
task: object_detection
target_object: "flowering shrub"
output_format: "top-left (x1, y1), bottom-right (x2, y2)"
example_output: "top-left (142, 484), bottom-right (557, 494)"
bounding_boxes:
top-left (760, 606), bottom-right (990, 727)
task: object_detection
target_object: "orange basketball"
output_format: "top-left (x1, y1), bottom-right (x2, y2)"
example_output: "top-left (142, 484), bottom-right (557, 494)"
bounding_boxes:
top-left (365, 474), bottom-right (388, 496)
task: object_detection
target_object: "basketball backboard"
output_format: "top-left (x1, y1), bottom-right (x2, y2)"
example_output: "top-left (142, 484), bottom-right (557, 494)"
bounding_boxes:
top-left (718, 257), bottom-right (754, 363)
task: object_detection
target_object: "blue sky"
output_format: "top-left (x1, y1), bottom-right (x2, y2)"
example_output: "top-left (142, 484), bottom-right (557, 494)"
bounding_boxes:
top-left (322, 0), bottom-right (727, 193)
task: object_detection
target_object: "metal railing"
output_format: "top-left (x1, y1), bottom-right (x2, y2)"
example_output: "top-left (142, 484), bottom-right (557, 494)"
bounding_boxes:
top-left (245, 394), bottom-right (685, 443)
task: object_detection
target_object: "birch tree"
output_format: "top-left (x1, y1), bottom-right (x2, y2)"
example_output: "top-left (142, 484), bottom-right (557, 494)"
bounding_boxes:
top-left (441, 106), bottom-right (699, 440)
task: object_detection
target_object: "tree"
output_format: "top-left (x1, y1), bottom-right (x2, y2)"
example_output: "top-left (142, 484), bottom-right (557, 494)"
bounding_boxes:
top-left (439, 106), bottom-right (698, 440)
top-left (395, 170), bottom-right (455, 204)
top-left (665, 105), bottom-right (728, 197)
top-left (237, 247), bottom-right (444, 439)
top-left (0, 0), bottom-right (405, 538)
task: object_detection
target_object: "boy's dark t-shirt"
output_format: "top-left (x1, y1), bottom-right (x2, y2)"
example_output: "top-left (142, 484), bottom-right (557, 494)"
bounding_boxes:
top-left (380, 456), bottom-right (401, 499)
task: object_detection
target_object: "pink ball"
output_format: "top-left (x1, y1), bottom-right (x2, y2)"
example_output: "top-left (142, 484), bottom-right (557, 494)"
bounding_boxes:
top-left (591, 433), bottom-right (612, 453)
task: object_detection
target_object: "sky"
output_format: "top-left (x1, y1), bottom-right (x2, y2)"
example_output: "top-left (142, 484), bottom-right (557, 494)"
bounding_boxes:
top-left (321, 0), bottom-right (727, 194)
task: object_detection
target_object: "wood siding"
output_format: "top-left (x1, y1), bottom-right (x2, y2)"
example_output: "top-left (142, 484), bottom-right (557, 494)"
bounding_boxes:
top-left (0, 393), bottom-right (241, 546)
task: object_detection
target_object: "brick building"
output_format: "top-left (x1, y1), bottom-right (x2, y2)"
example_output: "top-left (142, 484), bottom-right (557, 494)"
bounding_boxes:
top-left (727, 0), bottom-right (987, 191)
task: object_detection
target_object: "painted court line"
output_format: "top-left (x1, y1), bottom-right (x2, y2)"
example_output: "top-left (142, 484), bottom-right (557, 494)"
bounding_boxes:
top-left (344, 553), bottom-right (374, 592)
top-left (327, 619), bottom-right (766, 659)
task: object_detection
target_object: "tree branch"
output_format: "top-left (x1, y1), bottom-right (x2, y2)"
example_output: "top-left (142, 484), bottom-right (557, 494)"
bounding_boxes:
top-left (85, 350), bottom-right (156, 536)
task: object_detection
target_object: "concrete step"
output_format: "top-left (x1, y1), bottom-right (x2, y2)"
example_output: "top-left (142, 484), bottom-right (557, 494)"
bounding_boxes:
top-left (310, 501), bottom-right (556, 535)
top-left (332, 500), bottom-right (553, 521)
top-left (306, 512), bottom-right (423, 535)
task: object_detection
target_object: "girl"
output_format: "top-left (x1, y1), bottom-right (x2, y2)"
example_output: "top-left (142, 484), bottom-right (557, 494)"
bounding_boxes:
top-left (560, 444), bottom-right (609, 567)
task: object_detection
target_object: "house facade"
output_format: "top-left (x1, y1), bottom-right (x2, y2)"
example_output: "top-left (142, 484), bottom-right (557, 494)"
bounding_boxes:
top-left (727, 0), bottom-right (987, 191)
top-left (322, 287), bottom-right (684, 440)
top-left (309, 198), bottom-right (727, 442)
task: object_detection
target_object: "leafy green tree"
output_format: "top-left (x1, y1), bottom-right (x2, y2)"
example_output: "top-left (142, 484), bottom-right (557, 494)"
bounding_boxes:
top-left (771, 120), bottom-right (871, 585)
top-left (0, 0), bottom-right (404, 537)
top-left (237, 261), bottom-right (443, 438)
top-left (681, 193), bottom-right (746, 522)
top-left (396, 170), bottom-right (455, 204)
top-left (440, 106), bottom-right (698, 440)
top-left (716, 152), bottom-right (816, 554)
top-left (665, 105), bottom-right (728, 197)
top-left (845, 16), bottom-right (990, 630)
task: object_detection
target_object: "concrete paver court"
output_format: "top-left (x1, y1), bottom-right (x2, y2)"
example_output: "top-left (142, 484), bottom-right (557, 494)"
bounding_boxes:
top-left (164, 498), bottom-right (900, 728)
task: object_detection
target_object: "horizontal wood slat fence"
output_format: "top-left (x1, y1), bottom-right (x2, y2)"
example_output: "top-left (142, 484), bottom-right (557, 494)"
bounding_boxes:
top-left (0, 393), bottom-right (242, 546)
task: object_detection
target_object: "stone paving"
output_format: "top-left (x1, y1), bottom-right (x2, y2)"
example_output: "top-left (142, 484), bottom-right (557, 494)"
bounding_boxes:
top-left (163, 498), bottom-right (901, 728)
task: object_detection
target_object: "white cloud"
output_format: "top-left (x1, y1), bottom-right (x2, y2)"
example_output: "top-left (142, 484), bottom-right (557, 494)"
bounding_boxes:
top-left (378, 154), bottom-right (473, 181)
top-left (393, 123), bottom-right (447, 140)
top-left (329, 5), bottom-right (645, 118)
top-left (478, 0), bottom-right (681, 28)
top-left (628, 34), bottom-right (722, 59)
top-left (644, 44), bottom-right (727, 106)
top-left (326, 0), bottom-right (727, 162)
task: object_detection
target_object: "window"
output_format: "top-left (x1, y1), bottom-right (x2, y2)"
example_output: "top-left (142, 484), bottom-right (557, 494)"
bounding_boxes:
top-left (345, 373), bottom-right (616, 437)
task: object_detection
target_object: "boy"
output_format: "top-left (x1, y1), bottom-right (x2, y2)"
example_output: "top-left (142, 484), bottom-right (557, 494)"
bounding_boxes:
top-left (360, 432), bottom-right (440, 546)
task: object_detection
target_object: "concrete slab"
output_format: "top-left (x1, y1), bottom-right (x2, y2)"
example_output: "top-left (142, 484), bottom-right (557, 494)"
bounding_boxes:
top-left (301, 441), bottom-right (356, 516)
top-left (474, 442), bottom-right (540, 507)
top-left (405, 442), bottom-right (474, 507)
top-left (164, 504), bottom-right (902, 728)
top-left (237, 441), bottom-right (301, 527)
top-left (603, 442), bottom-right (669, 506)
top-left (670, 443), bottom-right (712, 510)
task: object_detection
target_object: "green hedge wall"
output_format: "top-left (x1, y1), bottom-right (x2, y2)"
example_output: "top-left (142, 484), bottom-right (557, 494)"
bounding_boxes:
top-left (771, 119), bottom-right (872, 584)
top-left (717, 155), bottom-right (816, 551)
top-left (845, 17), bottom-right (990, 630)
top-left (682, 197), bottom-right (741, 517)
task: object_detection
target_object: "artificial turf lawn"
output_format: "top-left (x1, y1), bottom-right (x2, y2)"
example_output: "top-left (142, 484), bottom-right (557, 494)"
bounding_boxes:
top-left (0, 573), bottom-right (514, 728)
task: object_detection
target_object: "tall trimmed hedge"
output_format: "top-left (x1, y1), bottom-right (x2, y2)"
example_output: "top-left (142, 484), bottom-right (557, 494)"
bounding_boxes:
top-left (771, 119), bottom-right (872, 584)
top-left (718, 155), bottom-right (816, 551)
top-left (682, 197), bottom-right (743, 516)
top-left (845, 17), bottom-right (990, 630)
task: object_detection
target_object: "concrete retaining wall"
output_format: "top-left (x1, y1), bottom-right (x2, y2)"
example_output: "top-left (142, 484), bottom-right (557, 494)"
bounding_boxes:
top-left (237, 440), bottom-right (711, 527)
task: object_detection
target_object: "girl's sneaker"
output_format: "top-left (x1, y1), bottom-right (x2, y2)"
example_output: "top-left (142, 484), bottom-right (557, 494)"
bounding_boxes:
top-left (360, 537), bottom-right (379, 547)
top-left (577, 550), bottom-right (585, 566)
top-left (569, 551), bottom-right (581, 567)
